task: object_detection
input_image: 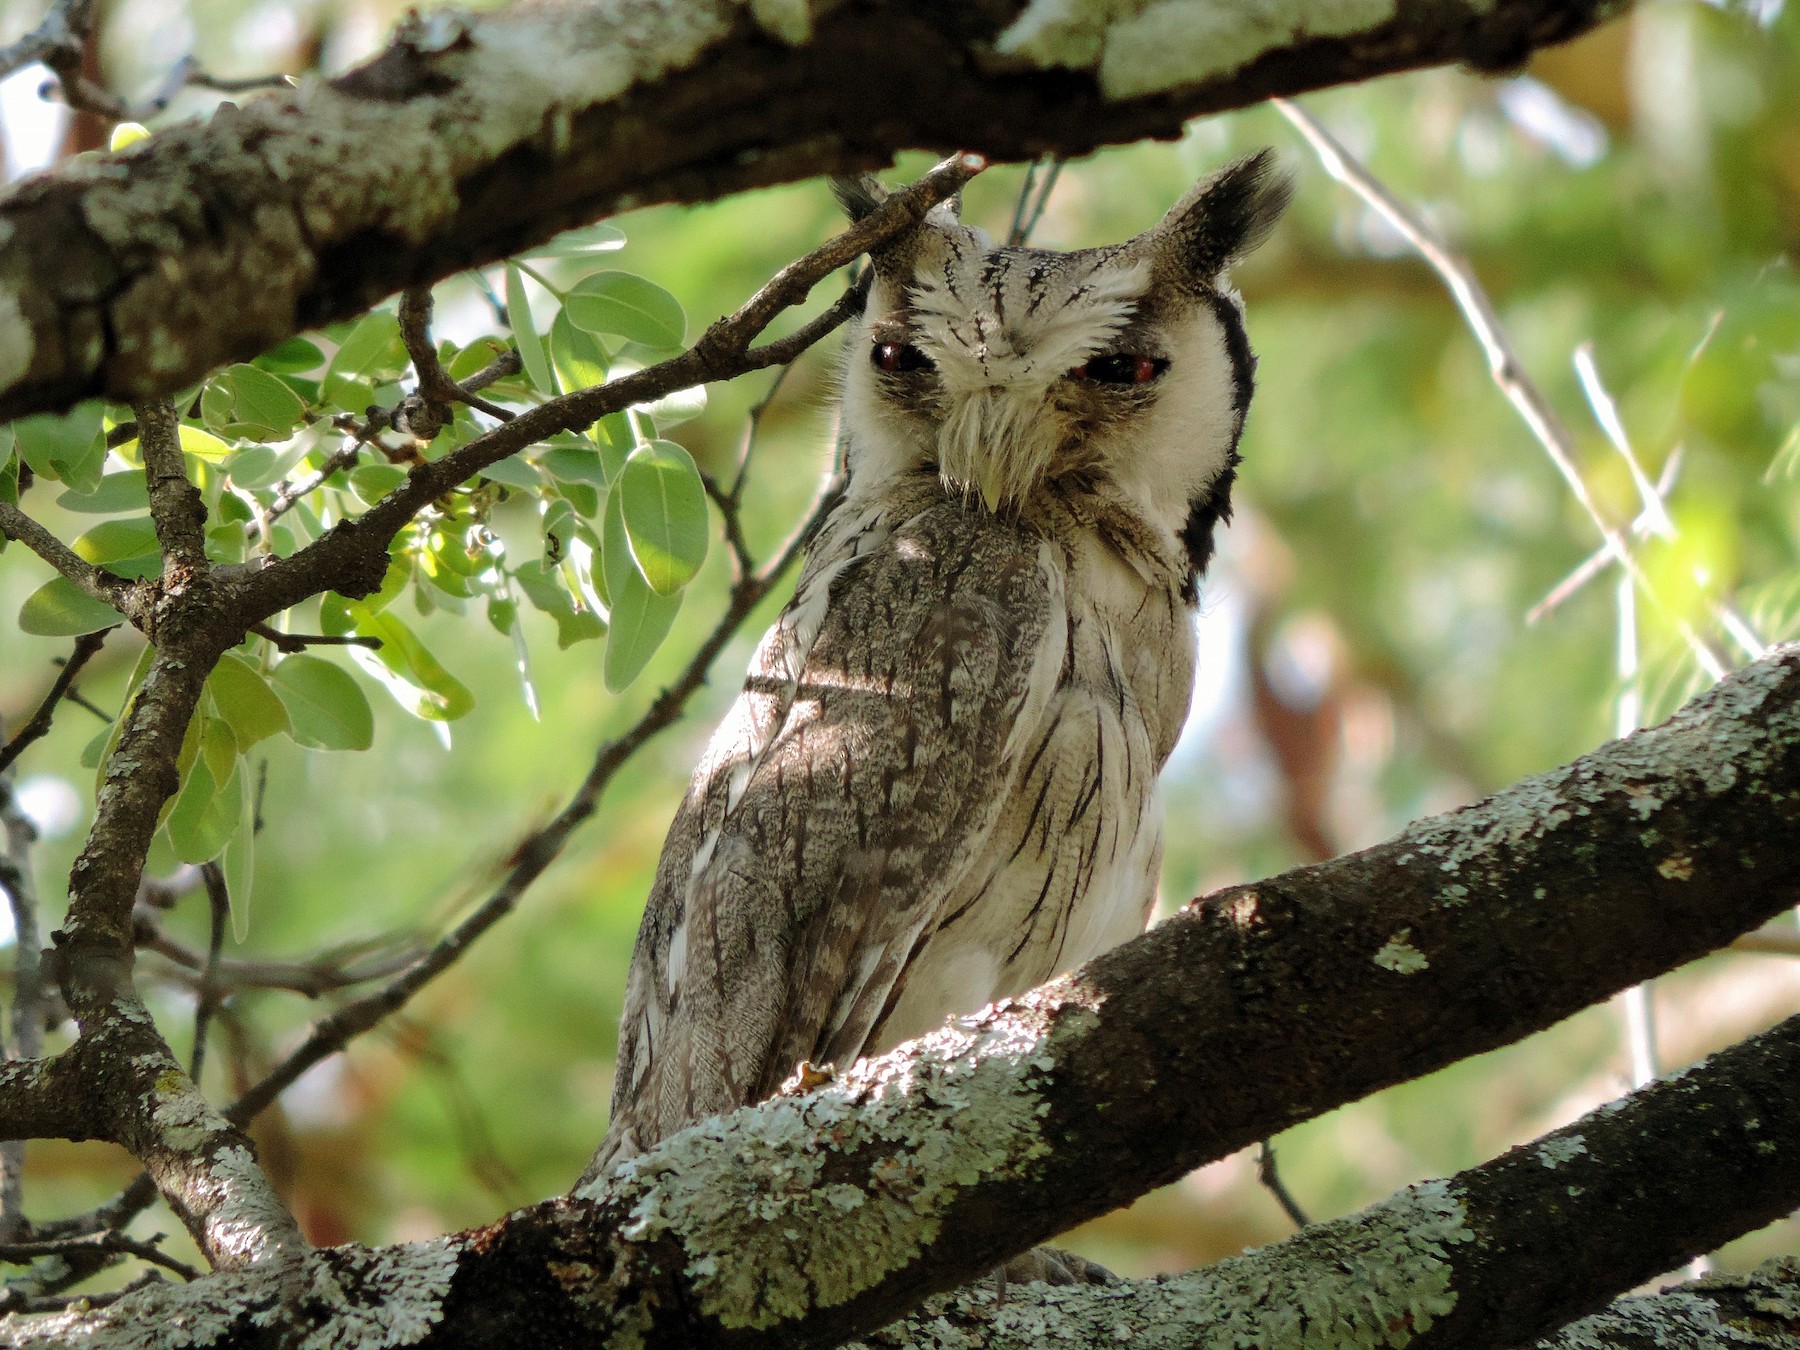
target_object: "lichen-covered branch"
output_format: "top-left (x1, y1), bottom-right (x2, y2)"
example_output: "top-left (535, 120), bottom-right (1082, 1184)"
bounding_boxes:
top-left (3, 644), bottom-right (1794, 1348)
top-left (132, 399), bottom-right (208, 576)
top-left (0, 0), bottom-right (1628, 420)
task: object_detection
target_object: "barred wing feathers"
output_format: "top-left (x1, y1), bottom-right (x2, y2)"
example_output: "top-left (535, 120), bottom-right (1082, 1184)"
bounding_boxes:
top-left (600, 488), bottom-right (1060, 1163)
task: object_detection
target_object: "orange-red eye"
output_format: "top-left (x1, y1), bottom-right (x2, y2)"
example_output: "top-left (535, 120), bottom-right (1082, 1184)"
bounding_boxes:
top-left (872, 342), bottom-right (931, 373)
top-left (1070, 353), bottom-right (1167, 385)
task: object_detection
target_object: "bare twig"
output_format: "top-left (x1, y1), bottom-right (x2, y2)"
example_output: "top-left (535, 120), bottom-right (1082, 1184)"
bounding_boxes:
top-left (1256, 1140), bottom-right (1311, 1230)
top-left (139, 922), bottom-right (421, 998)
top-left (1007, 157), bottom-right (1063, 246)
top-left (0, 630), bottom-right (110, 776)
top-left (189, 863), bottom-right (230, 1082)
top-left (399, 286), bottom-right (513, 423)
top-left (1274, 99), bottom-right (1731, 681)
top-left (0, 1229), bottom-right (201, 1281)
top-left (248, 623), bottom-right (381, 653)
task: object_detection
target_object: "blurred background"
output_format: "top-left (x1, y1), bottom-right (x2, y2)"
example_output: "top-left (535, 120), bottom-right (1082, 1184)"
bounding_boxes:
top-left (1, 0), bottom-right (1797, 1284)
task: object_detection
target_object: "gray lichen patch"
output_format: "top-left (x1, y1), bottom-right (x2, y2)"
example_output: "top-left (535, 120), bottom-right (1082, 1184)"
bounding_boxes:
top-left (1535, 1133), bottom-right (1588, 1169)
top-left (1538, 1257), bottom-right (1800, 1349)
top-left (0, 1239), bottom-right (462, 1350)
top-left (1373, 929), bottom-right (1429, 974)
top-left (592, 1008), bottom-right (1059, 1330)
top-left (847, 1177), bottom-right (1474, 1349)
top-left (996, 0), bottom-right (1400, 99)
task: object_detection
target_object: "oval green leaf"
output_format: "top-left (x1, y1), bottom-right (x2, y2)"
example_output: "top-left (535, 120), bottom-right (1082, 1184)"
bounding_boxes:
top-left (619, 440), bottom-right (709, 595)
top-left (209, 651), bottom-right (292, 748)
top-left (271, 654), bottom-right (375, 750)
top-left (18, 577), bottom-right (122, 636)
top-left (601, 485), bottom-right (680, 691)
top-left (506, 264), bottom-right (557, 396)
top-left (57, 471), bottom-right (149, 514)
top-left (566, 271), bottom-right (685, 348)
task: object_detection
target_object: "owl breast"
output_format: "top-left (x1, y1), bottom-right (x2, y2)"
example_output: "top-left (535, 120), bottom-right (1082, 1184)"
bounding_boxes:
top-left (834, 495), bottom-right (1196, 1057)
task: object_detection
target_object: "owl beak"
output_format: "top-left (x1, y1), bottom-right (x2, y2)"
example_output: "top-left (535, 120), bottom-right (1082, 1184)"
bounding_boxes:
top-left (976, 464), bottom-right (1005, 513)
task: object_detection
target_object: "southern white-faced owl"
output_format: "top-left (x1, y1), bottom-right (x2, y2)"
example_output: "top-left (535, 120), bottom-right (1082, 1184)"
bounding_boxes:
top-left (587, 152), bottom-right (1289, 1177)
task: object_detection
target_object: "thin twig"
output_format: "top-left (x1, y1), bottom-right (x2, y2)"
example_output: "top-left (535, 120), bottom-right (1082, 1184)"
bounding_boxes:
top-left (248, 622), bottom-right (381, 653)
top-left (1274, 99), bottom-right (1730, 681)
top-left (0, 1230), bottom-right (200, 1281)
top-left (1256, 1140), bottom-right (1311, 1229)
top-left (189, 864), bottom-right (229, 1082)
top-left (0, 503), bottom-right (135, 611)
top-left (0, 631), bottom-right (111, 777)
top-left (398, 287), bottom-right (513, 423)
top-left (139, 922), bottom-right (421, 998)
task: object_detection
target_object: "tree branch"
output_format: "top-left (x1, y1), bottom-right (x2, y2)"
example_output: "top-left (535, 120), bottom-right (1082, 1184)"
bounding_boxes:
top-left (0, 631), bottom-right (111, 777)
top-left (132, 399), bottom-right (208, 578)
top-left (5, 642), bottom-right (1794, 1346)
top-left (0, 504), bottom-right (136, 617)
top-left (0, 0), bottom-right (1628, 420)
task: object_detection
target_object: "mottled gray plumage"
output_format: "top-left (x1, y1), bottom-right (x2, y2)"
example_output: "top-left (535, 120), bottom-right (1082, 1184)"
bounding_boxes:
top-left (585, 153), bottom-right (1288, 1179)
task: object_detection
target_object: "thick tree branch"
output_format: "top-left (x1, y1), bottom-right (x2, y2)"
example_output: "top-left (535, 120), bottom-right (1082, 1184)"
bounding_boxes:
top-left (132, 399), bottom-right (208, 577)
top-left (4, 643), bottom-right (1795, 1348)
top-left (0, 0), bottom-right (1628, 419)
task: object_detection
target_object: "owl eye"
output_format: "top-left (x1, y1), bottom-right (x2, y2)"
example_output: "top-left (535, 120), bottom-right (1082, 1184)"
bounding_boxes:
top-left (872, 342), bottom-right (932, 374)
top-left (1070, 353), bottom-right (1167, 385)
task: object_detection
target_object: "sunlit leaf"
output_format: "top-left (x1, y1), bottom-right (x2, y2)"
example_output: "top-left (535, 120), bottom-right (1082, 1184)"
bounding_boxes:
top-left (566, 271), bottom-right (685, 349)
top-left (209, 651), bottom-right (292, 748)
top-left (506, 264), bottom-right (557, 396)
top-left (619, 440), bottom-right (709, 595)
top-left (18, 577), bottom-right (121, 636)
top-left (220, 364), bottom-right (308, 440)
top-left (349, 463), bottom-right (410, 504)
top-left (601, 485), bottom-right (679, 690)
top-left (322, 310), bottom-right (405, 407)
top-left (344, 606), bottom-right (476, 721)
top-left (256, 336), bottom-right (326, 375)
top-left (109, 122), bottom-right (150, 150)
top-left (57, 472), bottom-right (149, 514)
top-left (166, 721), bottom-right (243, 864)
top-left (549, 309), bottom-right (609, 393)
top-left (512, 560), bottom-right (604, 649)
top-left (521, 221), bottom-right (626, 258)
top-left (271, 654), bottom-right (375, 750)
top-left (14, 403), bottom-right (104, 491)
top-left (73, 516), bottom-right (157, 565)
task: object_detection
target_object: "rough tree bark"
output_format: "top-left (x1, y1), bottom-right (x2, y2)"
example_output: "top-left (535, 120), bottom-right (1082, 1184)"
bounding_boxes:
top-left (0, 0), bottom-right (1627, 418)
top-left (4, 641), bottom-right (1798, 1345)
top-left (5, 0), bottom-right (1794, 1347)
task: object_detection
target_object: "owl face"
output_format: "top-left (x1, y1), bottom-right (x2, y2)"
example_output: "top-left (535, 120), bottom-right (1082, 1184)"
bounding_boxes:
top-left (837, 152), bottom-right (1289, 587)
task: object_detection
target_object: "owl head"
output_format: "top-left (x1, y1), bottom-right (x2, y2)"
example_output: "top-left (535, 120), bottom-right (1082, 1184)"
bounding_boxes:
top-left (835, 152), bottom-right (1290, 584)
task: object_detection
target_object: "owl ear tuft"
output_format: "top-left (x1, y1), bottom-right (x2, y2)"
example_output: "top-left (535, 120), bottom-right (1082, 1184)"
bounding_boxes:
top-left (1151, 149), bottom-right (1292, 282)
top-left (831, 174), bottom-right (887, 222)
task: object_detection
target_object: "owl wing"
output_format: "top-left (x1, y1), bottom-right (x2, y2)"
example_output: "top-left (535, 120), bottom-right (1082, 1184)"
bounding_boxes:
top-left (600, 492), bottom-right (1063, 1163)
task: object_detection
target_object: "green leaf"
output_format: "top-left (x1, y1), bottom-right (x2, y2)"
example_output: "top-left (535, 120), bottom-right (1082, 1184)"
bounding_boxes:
top-left (73, 516), bottom-right (157, 565)
top-left (506, 264), bottom-right (557, 396)
top-left (256, 336), bottom-right (326, 375)
top-left (346, 607), bottom-right (476, 721)
top-left (166, 721), bottom-right (243, 864)
top-left (521, 221), bottom-right (626, 258)
top-left (619, 440), bottom-right (709, 595)
top-left (480, 457), bottom-right (541, 490)
top-left (271, 654), bottom-right (375, 750)
top-left (349, 463), bottom-right (410, 504)
top-left (15, 403), bottom-right (104, 491)
top-left (541, 497), bottom-right (576, 559)
top-left (540, 444), bottom-right (610, 488)
top-left (220, 364), bottom-right (308, 440)
top-left (57, 471), bottom-right (149, 514)
top-left (223, 444), bottom-right (281, 489)
top-left (209, 651), bottom-right (291, 748)
top-left (549, 309), bottom-right (609, 392)
top-left (512, 560), bottom-right (604, 649)
top-left (322, 311), bottom-right (405, 407)
top-left (601, 486), bottom-right (680, 690)
top-left (566, 271), bottom-right (685, 348)
top-left (18, 577), bottom-right (121, 635)
top-left (110, 122), bottom-right (150, 151)
top-left (223, 782), bottom-right (255, 942)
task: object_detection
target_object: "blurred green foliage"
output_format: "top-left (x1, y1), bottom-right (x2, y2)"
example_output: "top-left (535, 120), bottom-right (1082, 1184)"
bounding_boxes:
top-left (0, 0), bottom-right (1795, 1284)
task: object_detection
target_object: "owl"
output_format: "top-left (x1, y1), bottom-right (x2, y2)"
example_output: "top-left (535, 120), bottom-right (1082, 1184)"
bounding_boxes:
top-left (585, 152), bottom-right (1289, 1178)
